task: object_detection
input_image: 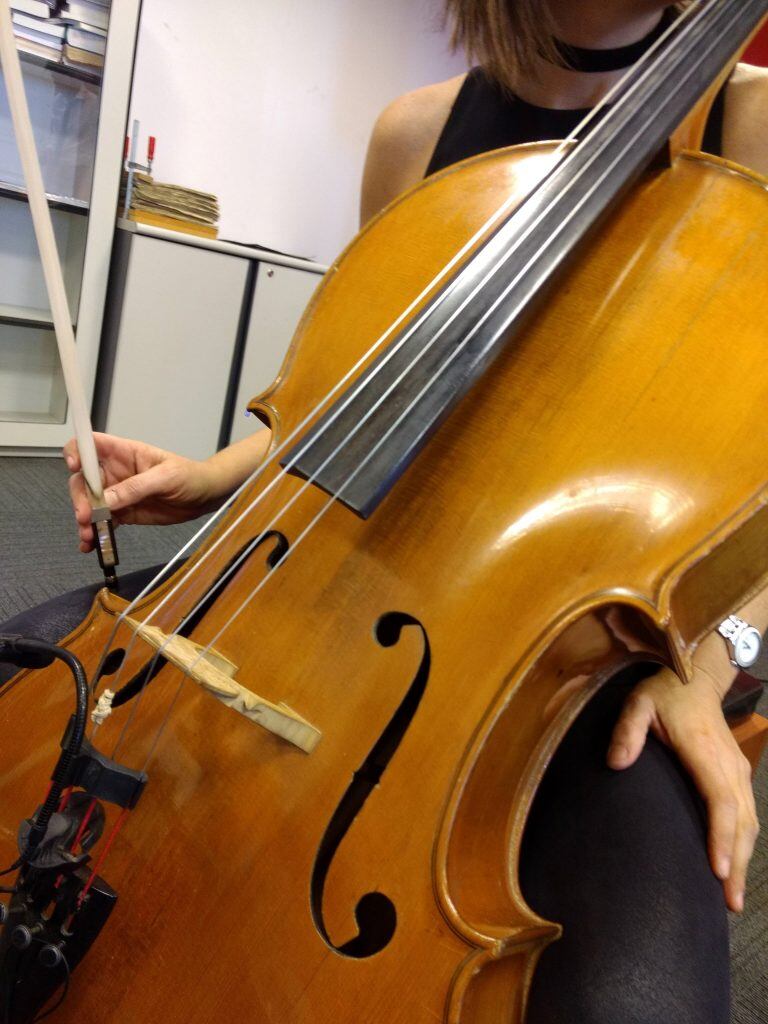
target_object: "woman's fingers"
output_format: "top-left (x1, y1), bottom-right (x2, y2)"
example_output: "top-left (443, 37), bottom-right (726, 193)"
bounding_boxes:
top-left (63, 431), bottom-right (243, 544)
top-left (62, 438), bottom-right (80, 472)
top-left (671, 721), bottom-right (757, 912)
top-left (608, 668), bottom-right (760, 913)
top-left (67, 471), bottom-right (96, 550)
top-left (63, 434), bottom-right (173, 549)
top-left (723, 757), bottom-right (760, 912)
top-left (102, 462), bottom-right (172, 516)
top-left (607, 689), bottom-right (655, 769)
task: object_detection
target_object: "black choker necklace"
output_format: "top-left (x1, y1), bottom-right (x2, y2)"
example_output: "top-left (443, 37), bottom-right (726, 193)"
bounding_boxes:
top-left (554, 8), bottom-right (674, 73)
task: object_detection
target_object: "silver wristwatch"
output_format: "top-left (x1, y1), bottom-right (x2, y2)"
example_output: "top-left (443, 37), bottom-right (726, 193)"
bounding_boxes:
top-left (717, 615), bottom-right (763, 669)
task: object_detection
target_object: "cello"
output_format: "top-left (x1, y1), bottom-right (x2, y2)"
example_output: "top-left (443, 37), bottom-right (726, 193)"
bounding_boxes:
top-left (0, 0), bottom-right (767, 1020)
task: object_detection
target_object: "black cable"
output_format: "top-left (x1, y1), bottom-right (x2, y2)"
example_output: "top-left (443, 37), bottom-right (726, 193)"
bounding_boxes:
top-left (0, 637), bottom-right (89, 863)
top-left (2, 966), bottom-right (10, 1024)
top-left (31, 953), bottom-right (70, 1023)
top-left (0, 643), bottom-right (84, 1022)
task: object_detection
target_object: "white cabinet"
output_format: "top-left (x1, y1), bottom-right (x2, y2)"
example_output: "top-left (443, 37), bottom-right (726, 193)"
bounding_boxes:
top-left (229, 263), bottom-right (321, 445)
top-left (96, 233), bottom-right (248, 461)
top-left (0, 3), bottom-right (140, 451)
top-left (95, 223), bottom-right (325, 461)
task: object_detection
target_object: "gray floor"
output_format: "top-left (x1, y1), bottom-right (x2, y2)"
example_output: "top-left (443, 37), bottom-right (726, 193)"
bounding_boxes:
top-left (0, 455), bottom-right (766, 1019)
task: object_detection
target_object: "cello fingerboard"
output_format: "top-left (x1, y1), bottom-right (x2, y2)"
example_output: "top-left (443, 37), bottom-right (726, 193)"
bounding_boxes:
top-left (283, 0), bottom-right (768, 518)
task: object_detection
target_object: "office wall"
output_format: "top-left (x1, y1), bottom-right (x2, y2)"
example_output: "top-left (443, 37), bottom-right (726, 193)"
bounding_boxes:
top-left (128, 0), bottom-right (467, 264)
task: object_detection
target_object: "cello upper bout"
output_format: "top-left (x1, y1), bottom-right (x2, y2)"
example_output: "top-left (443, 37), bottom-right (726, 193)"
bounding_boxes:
top-left (245, 141), bottom-right (565, 435)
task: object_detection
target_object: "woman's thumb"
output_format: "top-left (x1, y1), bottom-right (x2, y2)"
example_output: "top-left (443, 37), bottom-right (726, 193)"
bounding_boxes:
top-left (103, 464), bottom-right (166, 512)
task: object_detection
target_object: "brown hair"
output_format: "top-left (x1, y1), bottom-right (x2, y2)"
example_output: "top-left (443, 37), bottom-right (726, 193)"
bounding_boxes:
top-left (444, 2), bottom-right (691, 93)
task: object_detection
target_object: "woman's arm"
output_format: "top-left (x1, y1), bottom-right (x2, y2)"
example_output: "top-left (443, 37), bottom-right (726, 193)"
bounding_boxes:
top-left (723, 63), bottom-right (768, 174)
top-left (359, 76), bottom-right (465, 227)
top-left (65, 429), bottom-right (271, 551)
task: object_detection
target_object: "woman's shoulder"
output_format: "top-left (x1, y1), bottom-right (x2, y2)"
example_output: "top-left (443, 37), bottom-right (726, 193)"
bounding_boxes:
top-left (374, 74), bottom-right (469, 143)
top-left (723, 63), bottom-right (768, 177)
top-left (359, 74), bottom-right (468, 226)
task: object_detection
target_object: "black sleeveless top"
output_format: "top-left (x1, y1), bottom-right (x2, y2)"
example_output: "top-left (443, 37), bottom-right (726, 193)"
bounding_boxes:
top-left (425, 67), bottom-right (727, 177)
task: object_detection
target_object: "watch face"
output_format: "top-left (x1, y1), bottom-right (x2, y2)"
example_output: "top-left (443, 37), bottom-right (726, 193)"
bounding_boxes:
top-left (736, 627), bottom-right (762, 668)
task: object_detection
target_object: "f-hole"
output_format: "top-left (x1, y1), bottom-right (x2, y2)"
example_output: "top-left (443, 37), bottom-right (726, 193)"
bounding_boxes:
top-left (95, 648), bottom-right (126, 682)
top-left (310, 611), bottom-right (430, 958)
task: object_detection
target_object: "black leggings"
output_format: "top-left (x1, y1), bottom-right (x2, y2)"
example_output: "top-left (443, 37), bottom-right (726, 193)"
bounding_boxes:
top-left (521, 675), bottom-right (730, 1023)
top-left (0, 569), bottom-right (731, 1024)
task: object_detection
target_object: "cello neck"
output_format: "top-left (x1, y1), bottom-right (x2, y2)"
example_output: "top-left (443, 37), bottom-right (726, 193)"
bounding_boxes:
top-left (286, 0), bottom-right (768, 519)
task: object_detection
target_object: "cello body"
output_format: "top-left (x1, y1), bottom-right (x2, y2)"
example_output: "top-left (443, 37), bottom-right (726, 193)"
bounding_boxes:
top-left (1, 141), bottom-right (768, 1023)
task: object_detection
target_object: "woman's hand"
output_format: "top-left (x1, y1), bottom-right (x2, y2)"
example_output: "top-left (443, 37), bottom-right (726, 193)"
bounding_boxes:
top-left (607, 666), bottom-right (760, 913)
top-left (64, 433), bottom-right (225, 552)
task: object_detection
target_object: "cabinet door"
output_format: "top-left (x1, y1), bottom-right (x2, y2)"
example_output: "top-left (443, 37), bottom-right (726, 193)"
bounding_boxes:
top-left (0, 0), bottom-right (141, 451)
top-left (229, 262), bottom-right (321, 445)
top-left (105, 235), bottom-right (248, 460)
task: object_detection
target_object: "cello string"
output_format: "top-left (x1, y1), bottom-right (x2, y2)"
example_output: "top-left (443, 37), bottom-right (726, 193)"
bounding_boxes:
top-left (554, 1), bottom-right (703, 147)
top-left (111, 0), bottom-right (692, 646)
top-left (107, 0), bottom-right (694, 644)
top-left (103, 0), bottom-right (705, 763)
top-left (88, 174), bottom-right (531, 699)
top-left (148, 0), bottom-right (700, 655)
top-left (103, 1), bottom-right (705, 758)
top-left (174, 0), bottom-right (723, 674)
top-left (108, 0), bottom-right (695, 642)
top-left (121, 2), bottom-right (720, 773)
top-left (89, 156), bottom-right (545, 702)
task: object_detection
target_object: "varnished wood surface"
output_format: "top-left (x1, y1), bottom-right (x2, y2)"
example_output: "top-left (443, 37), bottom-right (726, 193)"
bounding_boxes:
top-left (0, 143), bottom-right (767, 1022)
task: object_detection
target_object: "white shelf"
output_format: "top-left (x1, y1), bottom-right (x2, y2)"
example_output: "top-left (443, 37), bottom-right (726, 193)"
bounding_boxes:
top-left (0, 0), bottom-right (141, 452)
top-left (116, 219), bottom-right (329, 274)
top-left (0, 304), bottom-right (76, 329)
top-left (0, 303), bottom-right (54, 328)
top-left (0, 323), bottom-right (67, 426)
top-left (0, 179), bottom-right (89, 215)
top-left (0, 409), bottom-right (61, 425)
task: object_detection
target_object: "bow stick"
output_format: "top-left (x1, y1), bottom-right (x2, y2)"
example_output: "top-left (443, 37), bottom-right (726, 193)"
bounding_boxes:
top-left (0, 1), bottom-right (118, 585)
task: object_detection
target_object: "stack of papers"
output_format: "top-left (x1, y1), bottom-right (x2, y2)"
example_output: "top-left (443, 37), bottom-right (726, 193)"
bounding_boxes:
top-left (122, 173), bottom-right (220, 239)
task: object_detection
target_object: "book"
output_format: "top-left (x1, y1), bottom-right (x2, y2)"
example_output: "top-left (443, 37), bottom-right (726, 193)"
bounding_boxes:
top-left (15, 38), bottom-right (62, 61)
top-left (11, 0), bottom-right (55, 17)
top-left (13, 13), bottom-right (67, 38)
top-left (62, 42), bottom-right (103, 67)
top-left (66, 25), bottom-right (106, 55)
top-left (123, 209), bottom-right (219, 240)
top-left (62, 19), bottom-right (106, 37)
top-left (59, 1), bottom-right (108, 31)
top-left (14, 25), bottom-right (64, 50)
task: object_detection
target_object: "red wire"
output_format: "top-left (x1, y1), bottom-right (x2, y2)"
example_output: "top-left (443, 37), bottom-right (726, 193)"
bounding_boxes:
top-left (77, 808), bottom-right (129, 909)
top-left (70, 798), bottom-right (97, 852)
